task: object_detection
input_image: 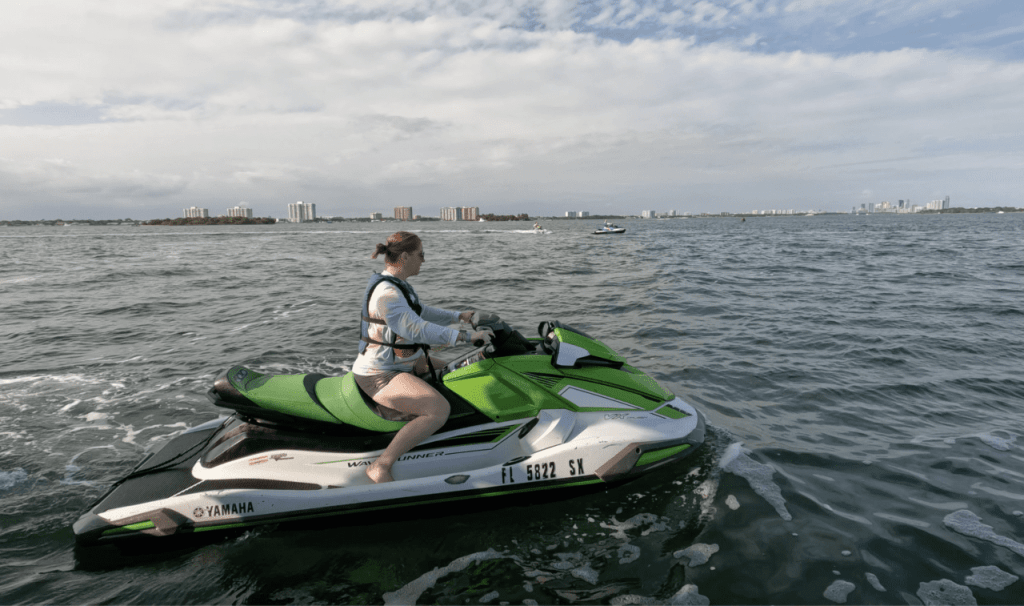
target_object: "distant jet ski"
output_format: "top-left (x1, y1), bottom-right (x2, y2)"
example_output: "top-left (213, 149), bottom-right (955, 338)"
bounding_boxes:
top-left (73, 315), bottom-right (704, 549)
top-left (594, 223), bottom-right (626, 234)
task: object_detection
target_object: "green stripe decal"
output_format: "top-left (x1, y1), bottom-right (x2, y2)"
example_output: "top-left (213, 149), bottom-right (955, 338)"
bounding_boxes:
top-left (492, 425), bottom-right (521, 442)
top-left (101, 520), bottom-right (156, 536)
top-left (655, 405), bottom-right (689, 420)
top-left (194, 522), bottom-right (250, 533)
top-left (636, 444), bottom-right (690, 466)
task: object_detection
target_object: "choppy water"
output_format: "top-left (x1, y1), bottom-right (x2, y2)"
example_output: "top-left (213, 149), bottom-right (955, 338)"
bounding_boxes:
top-left (2, 214), bottom-right (1023, 605)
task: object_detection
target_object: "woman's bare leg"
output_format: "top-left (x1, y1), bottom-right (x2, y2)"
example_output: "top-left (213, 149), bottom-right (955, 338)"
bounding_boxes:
top-left (366, 372), bottom-right (450, 483)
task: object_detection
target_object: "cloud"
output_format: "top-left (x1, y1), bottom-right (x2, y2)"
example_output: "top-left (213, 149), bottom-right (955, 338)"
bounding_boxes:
top-left (1, 0), bottom-right (1022, 218)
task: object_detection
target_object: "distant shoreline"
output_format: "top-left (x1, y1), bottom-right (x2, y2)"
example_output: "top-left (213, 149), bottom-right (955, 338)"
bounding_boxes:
top-left (2, 207), bottom-right (1021, 226)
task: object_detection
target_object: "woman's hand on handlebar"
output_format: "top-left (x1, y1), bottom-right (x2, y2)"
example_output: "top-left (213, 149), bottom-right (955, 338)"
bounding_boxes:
top-left (459, 310), bottom-right (475, 324)
top-left (469, 328), bottom-right (494, 347)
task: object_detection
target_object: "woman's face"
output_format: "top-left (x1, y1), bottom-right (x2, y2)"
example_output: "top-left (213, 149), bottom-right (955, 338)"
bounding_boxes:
top-left (405, 244), bottom-right (424, 276)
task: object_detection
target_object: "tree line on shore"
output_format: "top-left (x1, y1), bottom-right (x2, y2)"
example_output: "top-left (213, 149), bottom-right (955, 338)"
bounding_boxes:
top-left (480, 213), bottom-right (530, 221)
top-left (144, 216), bottom-right (276, 225)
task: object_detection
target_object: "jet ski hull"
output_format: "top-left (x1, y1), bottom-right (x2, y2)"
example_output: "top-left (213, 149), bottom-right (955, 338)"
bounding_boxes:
top-left (74, 399), bottom-right (704, 546)
top-left (74, 318), bottom-right (707, 551)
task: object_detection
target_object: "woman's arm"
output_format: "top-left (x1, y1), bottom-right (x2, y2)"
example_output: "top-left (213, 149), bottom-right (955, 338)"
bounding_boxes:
top-left (419, 304), bottom-right (463, 327)
top-left (376, 286), bottom-right (460, 346)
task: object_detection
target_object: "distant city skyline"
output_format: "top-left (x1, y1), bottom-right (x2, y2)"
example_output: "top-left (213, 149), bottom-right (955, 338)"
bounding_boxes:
top-left (137, 195), bottom-right (967, 222)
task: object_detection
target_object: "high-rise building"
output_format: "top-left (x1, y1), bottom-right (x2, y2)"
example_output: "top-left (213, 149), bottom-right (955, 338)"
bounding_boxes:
top-left (288, 201), bottom-right (316, 222)
top-left (565, 211), bottom-right (577, 218)
top-left (370, 212), bottom-right (383, 221)
top-left (395, 206), bottom-right (413, 221)
top-left (440, 206), bottom-right (479, 221)
top-left (641, 210), bottom-right (656, 218)
top-left (184, 206), bottom-right (209, 218)
top-left (228, 205), bottom-right (253, 218)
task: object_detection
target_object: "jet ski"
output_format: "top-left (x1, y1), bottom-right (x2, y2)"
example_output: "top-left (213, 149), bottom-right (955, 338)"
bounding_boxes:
top-left (73, 315), bottom-right (705, 547)
top-left (594, 223), bottom-right (626, 234)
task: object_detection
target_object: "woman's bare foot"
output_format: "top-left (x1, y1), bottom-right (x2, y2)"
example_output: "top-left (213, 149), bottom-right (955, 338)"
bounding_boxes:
top-left (366, 462), bottom-right (394, 483)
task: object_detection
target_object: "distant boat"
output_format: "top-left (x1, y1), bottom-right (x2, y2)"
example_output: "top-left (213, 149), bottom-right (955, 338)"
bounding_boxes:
top-left (593, 223), bottom-right (626, 235)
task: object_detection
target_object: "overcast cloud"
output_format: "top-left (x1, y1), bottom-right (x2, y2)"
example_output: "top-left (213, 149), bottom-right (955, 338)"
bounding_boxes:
top-left (1, 0), bottom-right (1022, 219)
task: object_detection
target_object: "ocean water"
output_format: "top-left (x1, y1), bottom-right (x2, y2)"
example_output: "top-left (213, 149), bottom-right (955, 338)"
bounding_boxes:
top-left (1, 214), bottom-right (1022, 605)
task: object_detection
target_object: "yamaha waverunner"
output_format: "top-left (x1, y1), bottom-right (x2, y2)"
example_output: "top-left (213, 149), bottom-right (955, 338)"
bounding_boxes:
top-left (73, 315), bottom-right (705, 547)
top-left (593, 223), bottom-right (626, 234)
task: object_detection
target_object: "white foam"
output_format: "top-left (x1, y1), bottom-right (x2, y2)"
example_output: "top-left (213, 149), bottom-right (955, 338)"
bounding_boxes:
top-left (964, 565), bottom-right (1019, 591)
top-left (570, 565), bottom-right (599, 584)
top-left (824, 580), bottom-right (855, 603)
top-left (943, 509), bottom-right (1024, 556)
top-left (865, 572), bottom-right (886, 592)
top-left (668, 584), bottom-right (710, 605)
top-left (63, 445), bottom-right (118, 486)
top-left (84, 412), bottom-right (110, 423)
top-left (617, 543), bottom-right (641, 564)
top-left (599, 513), bottom-right (660, 540)
top-left (917, 579), bottom-right (977, 605)
top-left (611, 584), bottom-right (709, 606)
top-left (479, 590), bottom-right (500, 603)
top-left (611, 596), bottom-right (657, 605)
top-left (0, 373), bottom-right (101, 388)
top-left (0, 468), bottom-right (29, 490)
top-left (720, 443), bottom-right (792, 521)
top-left (673, 543), bottom-right (719, 567)
top-left (382, 549), bottom-right (505, 605)
top-left (58, 399), bottom-right (82, 413)
top-left (978, 432), bottom-right (1016, 452)
top-left (694, 478), bottom-right (719, 522)
top-left (725, 495), bottom-right (740, 510)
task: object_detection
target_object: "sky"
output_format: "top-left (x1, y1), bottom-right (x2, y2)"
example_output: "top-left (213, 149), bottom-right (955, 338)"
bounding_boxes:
top-left (2, 0), bottom-right (1023, 220)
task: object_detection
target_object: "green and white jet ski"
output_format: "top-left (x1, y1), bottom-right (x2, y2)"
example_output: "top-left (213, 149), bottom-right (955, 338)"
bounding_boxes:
top-left (73, 316), bottom-right (705, 547)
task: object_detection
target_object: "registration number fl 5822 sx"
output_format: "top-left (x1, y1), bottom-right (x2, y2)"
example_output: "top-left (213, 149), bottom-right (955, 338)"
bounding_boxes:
top-left (500, 458), bottom-right (586, 484)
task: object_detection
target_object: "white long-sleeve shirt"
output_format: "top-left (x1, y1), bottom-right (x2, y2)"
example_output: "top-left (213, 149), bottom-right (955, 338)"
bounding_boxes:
top-left (352, 271), bottom-right (462, 375)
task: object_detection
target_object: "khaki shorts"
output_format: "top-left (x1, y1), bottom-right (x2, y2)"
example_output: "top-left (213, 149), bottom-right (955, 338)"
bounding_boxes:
top-left (353, 371), bottom-right (417, 422)
top-left (353, 371), bottom-right (403, 399)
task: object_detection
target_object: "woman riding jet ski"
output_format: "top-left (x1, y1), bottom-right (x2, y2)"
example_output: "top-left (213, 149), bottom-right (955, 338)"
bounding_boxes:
top-left (594, 221), bottom-right (626, 234)
top-left (353, 232), bottom-right (494, 483)
top-left (72, 236), bottom-right (705, 548)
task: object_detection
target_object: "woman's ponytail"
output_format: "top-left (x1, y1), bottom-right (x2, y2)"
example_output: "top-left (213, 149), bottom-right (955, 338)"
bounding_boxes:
top-left (370, 232), bottom-right (421, 264)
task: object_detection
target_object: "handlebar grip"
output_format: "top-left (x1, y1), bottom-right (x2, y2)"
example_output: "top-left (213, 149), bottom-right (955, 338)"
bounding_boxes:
top-left (473, 338), bottom-right (485, 347)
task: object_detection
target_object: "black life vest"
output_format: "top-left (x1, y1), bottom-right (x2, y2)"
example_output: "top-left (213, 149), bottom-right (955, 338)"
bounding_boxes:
top-left (358, 272), bottom-right (428, 357)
